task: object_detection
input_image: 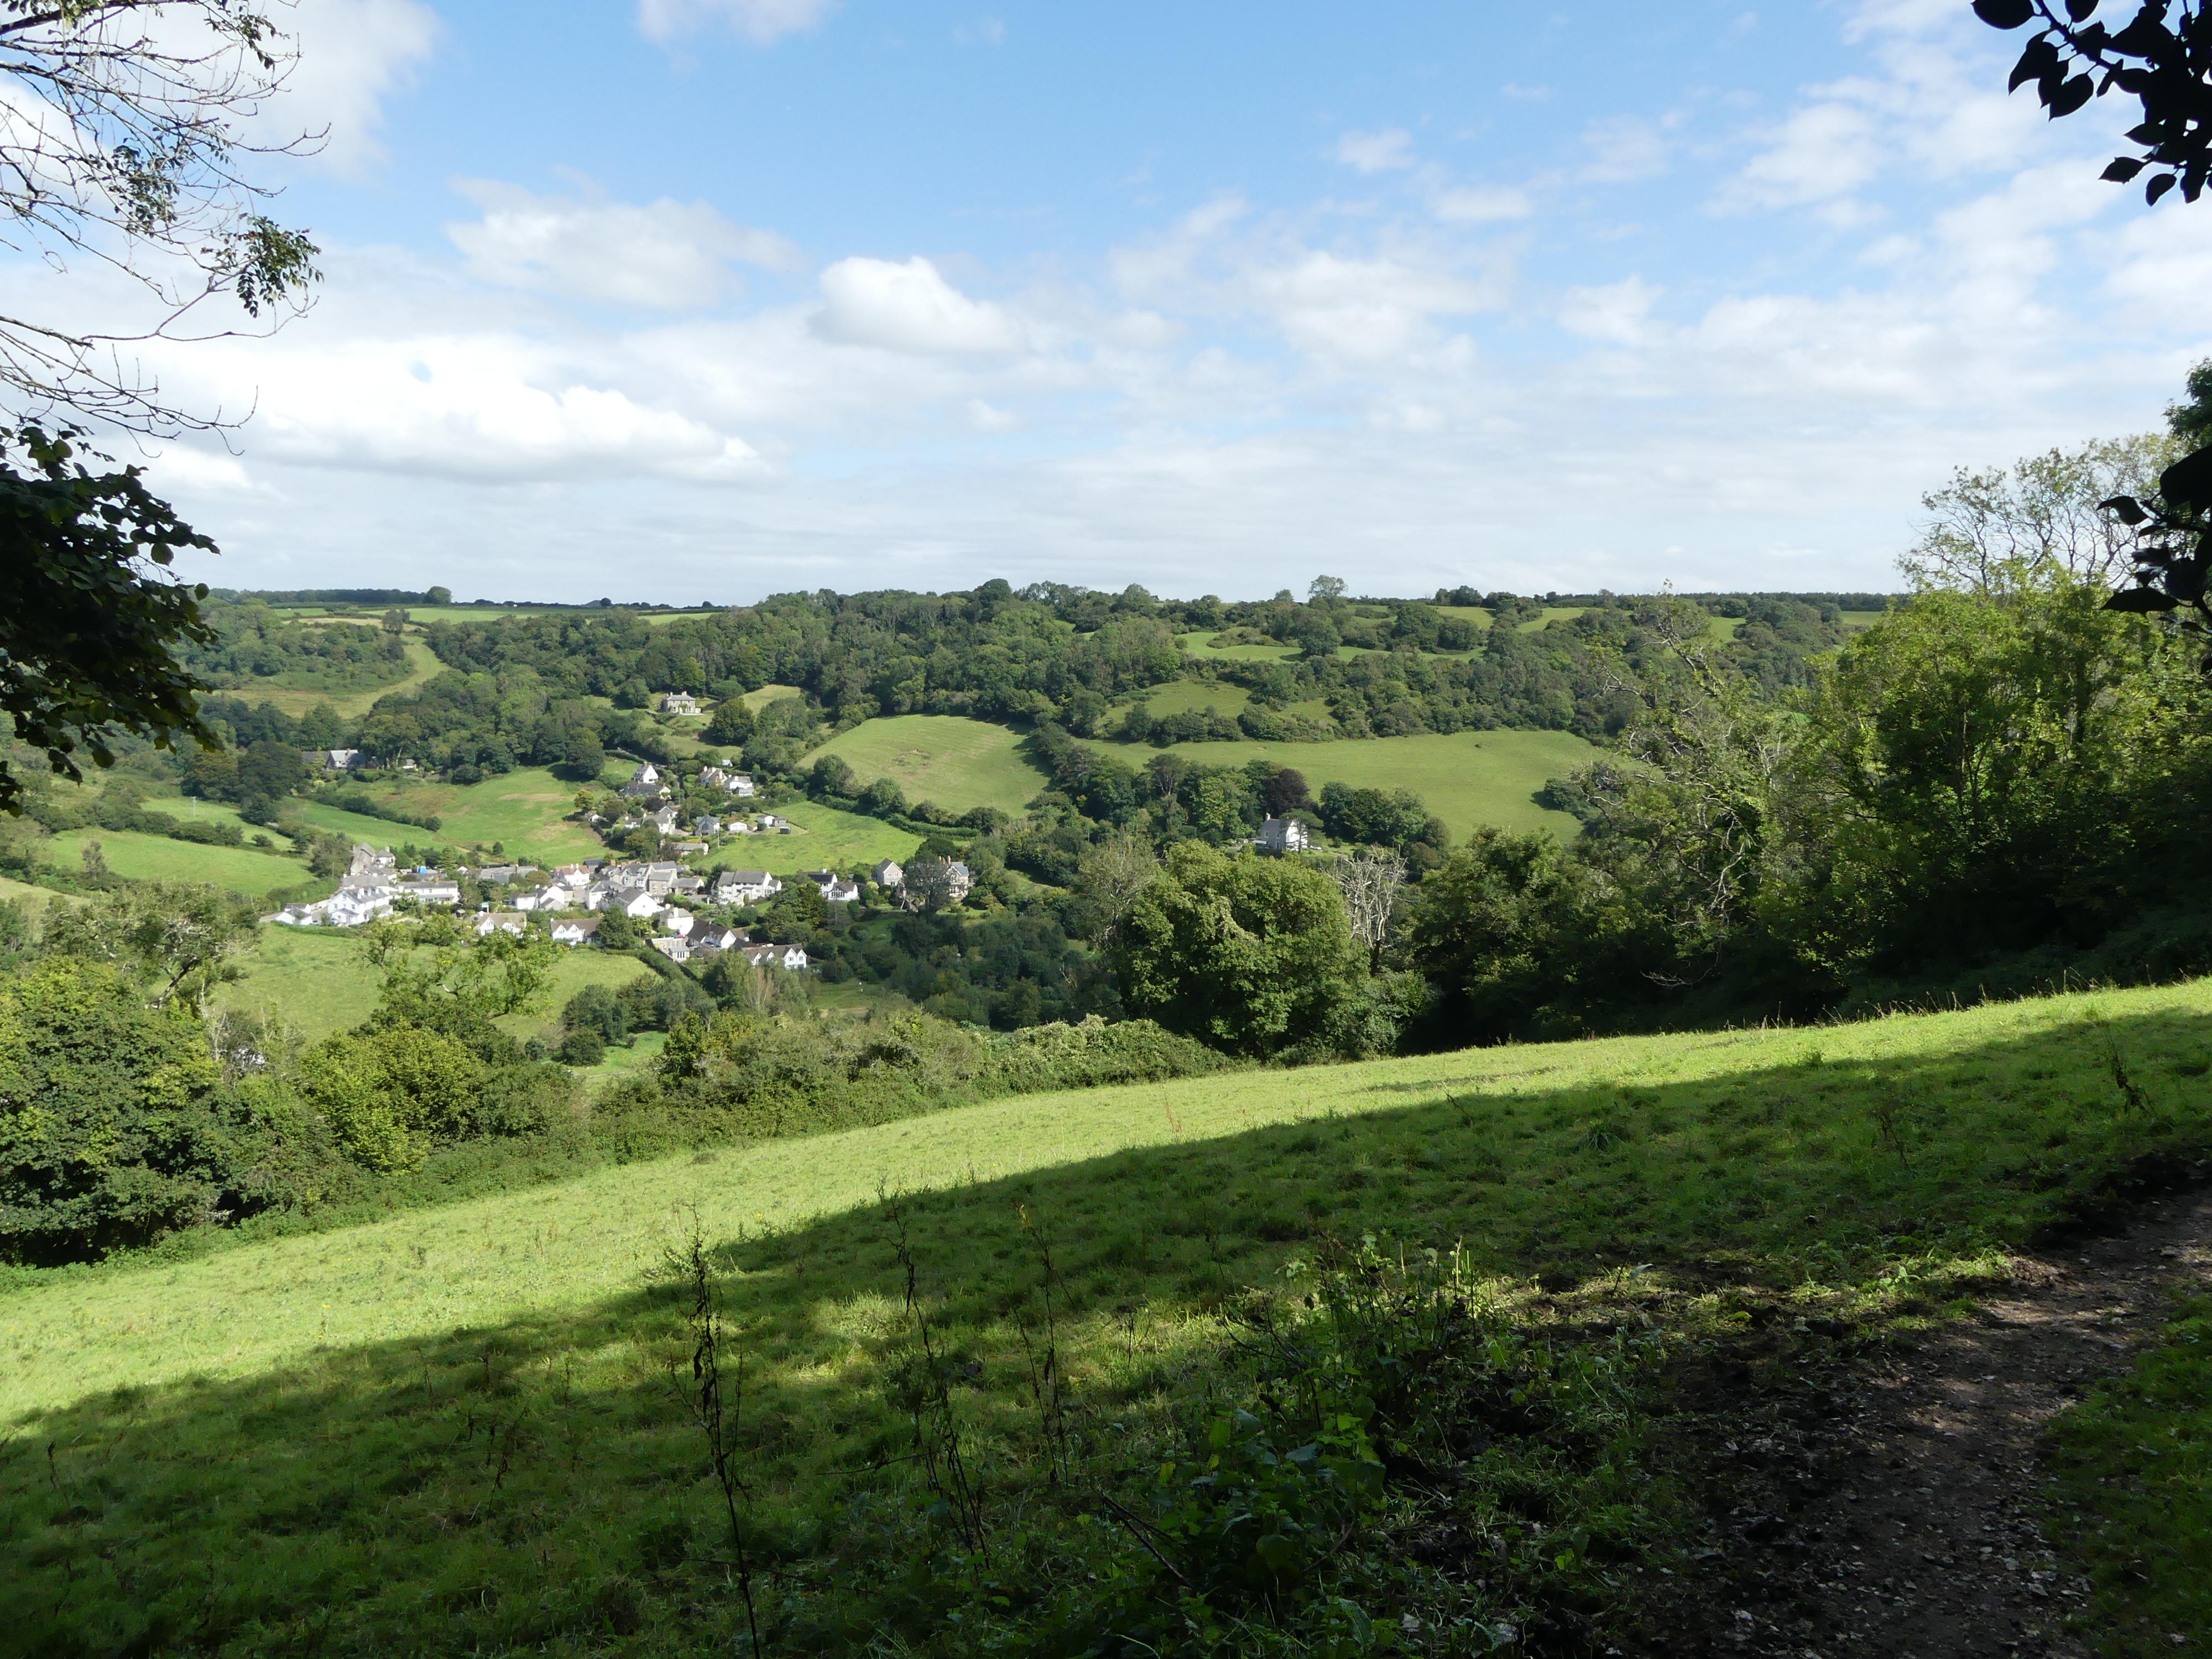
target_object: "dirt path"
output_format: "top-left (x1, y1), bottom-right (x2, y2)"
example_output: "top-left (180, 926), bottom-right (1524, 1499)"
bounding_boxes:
top-left (1700, 1188), bottom-right (2212, 1658)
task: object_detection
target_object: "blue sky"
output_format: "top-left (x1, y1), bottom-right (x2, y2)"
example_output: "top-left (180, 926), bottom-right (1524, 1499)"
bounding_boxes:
top-left (66, 0), bottom-right (2212, 601)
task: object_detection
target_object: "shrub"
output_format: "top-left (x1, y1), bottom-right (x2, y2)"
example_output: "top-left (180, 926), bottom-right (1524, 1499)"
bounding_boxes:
top-left (298, 1024), bottom-right (487, 1172)
top-left (0, 958), bottom-right (237, 1262)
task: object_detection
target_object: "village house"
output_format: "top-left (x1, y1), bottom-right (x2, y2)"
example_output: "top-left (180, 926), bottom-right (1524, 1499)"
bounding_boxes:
top-left (650, 936), bottom-right (691, 963)
top-left (473, 911), bottom-right (527, 936)
top-left (670, 839), bottom-right (709, 857)
top-left (807, 870), bottom-right (862, 903)
top-left (740, 941), bottom-right (811, 971)
top-left (661, 910), bottom-right (696, 937)
top-left (1257, 816), bottom-right (1311, 853)
top-left (756, 812), bottom-right (790, 830)
top-left (550, 916), bottom-right (602, 946)
top-left (670, 873), bottom-right (706, 896)
top-left (871, 858), bottom-right (904, 889)
top-left (392, 876), bottom-right (462, 906)
top-left (700, 766), bottom-right (758, 798)
top-left (692, 924), bottom-right (746, 951)
top-left (714, 869), bottom-right (782, 904)
top-left (648, 804), bottom-right (681, 835)
top-left (660, 692), bottom-right (702, 717)
top-left (618, 761), bottom-right (666, 802)
top-left (514, 883), bottom-right (571, 912)
top-left (692, 814), bottom-right (722, 837)
top-left (942, 861), bottom-right (974, 901)
top-left (311, 748), bottom-right (367, 771)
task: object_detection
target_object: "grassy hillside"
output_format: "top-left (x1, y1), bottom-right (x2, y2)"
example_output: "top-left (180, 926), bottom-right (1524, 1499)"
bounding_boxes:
top-left (212, 928), bottom-right (379, 1041)
top-left (805, 714), bottom-right (1050, 815)
top-left (711, 800), bottom-right (921, 875)
top-left (1082, 727), bottom-right (1599, 837)
top-left (3, 979), bottom-right (2208, 1653)
top-left (343, 767), bottom-right (602, 861)
top-left (41, 828), bottom-right (320, 898)
top-left (222, 635), bottom-right (445, 718)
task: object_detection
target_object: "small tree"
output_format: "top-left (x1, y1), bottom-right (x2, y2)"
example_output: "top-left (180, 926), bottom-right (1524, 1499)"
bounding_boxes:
top-left (1328, 847), bottom-right (1407, 972)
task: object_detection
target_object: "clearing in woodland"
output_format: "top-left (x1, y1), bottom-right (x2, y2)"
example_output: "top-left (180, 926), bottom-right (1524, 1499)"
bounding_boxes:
top-left (1081, 726), bottom-right (1600, 837)
top-left (3, 979), bottom-right (2209, 1654)
top-left (804, 714), bottom-right (1051, 815)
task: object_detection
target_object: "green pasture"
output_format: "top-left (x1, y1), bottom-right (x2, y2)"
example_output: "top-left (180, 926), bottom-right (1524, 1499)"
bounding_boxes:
top-left (285, 797), bottom-right (440, 850)
top-left (41, 829), bottom-right (320, 899)
top-left (3, 979), bottom-right (2209, 1653)
top-left (1081, 727), bottom-right (1600, 837)
top-left (351, 768), bottom-right (602, 862)
top-left (214, 928), bottom-right (379, 1042)
top-left (706, 800), bottom-right (922, 877)
top-left (498, 951), bottom-right (655, 1050)
top-left (1838, 608), bottom-right (1888, 630)
top-left (1139, 677), bottom-right (1252, 718)
top-left (1175, 629), bottom-right (1298, 661)
top-left (740, 682), bottom-right (805, 711)
top-left (217, 636), bottom-right (444, 719)
top-left (805, 714), bottom-right (1050, 815)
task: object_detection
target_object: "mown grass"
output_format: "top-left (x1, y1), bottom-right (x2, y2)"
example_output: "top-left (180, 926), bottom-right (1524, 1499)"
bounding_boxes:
top-left (41, 828), bottom-right (321, 898)
top-left (2, 982), bottom-right (2209, 1653)
top-left (2046, 1295), bottom-right (2212, 1656)
top-left (805, 714), bottom-right (1050, 815)
top-left (1080, 727), bottom-right (1600, 837)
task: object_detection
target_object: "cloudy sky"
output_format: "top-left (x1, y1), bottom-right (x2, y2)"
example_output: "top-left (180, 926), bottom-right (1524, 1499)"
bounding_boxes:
top-left (38, 0), bottom-right (2212, 602)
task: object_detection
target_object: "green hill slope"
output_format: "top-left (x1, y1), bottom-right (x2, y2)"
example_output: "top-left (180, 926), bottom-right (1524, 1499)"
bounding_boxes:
top-left (6, 979), bottom-right (2208, 1652)
top-left (805, 713), bottom-right (1052, 815)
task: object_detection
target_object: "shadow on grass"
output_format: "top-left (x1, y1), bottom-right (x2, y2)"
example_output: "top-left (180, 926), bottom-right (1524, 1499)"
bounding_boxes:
top-left (7, 1005), bottom-right (2212, 1656)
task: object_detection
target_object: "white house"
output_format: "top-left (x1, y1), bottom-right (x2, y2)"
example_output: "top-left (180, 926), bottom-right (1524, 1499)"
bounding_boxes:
top-left (393, 877), bottom-right (461, 906)
top-left (740, 942), bottom-right (810, 971)
top-left (648, 804), bottom-right (681, 834)
top-left (650, 936), bottom-right (692, 963)
top-left (870, 859), bottom-right (904, 889)
top-left (756, 812), bottom-right (790, 830)
top-left (809, 870), bottom-right (861, 903)
top-left (1258, 816), bottom-right (1310, 853)
top-left (660, 692), bottom-right (702, 717)
top-left (715, 869), bottom-right (782, 904)
top-left (943, 861), bottom-right (973, 901)
top-left (550, 916), bottom-right (602, 946)
top-left (515, 884), bottom-right (571, 912)
top-left (692, 924), bottom-right (745, 951)
top-left (316, 748), bottom-right (367, 771)
top-left (474, 911), bottom-right (527, 936)
top-left (701, 767), bottom-right (758, 798)
top-left (661, 910), bottom-right (696, 937)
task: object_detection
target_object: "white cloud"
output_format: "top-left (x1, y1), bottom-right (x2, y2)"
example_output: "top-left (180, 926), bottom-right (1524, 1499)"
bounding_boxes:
top-left (1581, 114), bottom-right (1671, 184)
top-left (813, 257), bottom-right (1026, 355)
top-left (637, 0), bottom-right (835, 45)
top-left (1431, 185), bottom-right (1534, 225)
top-left (1247, 251), bottom-right (1495, 368)
top-left (968, 399), bottom-right (1020, 431)
top-left (1335, 128), bottom-right (1416, 174)
top-left (446, 179), bottom-right (800, 310)
top-left (258, 0), bottom-right (441, 176)
top-left (1560, 276), bottom-right (1661, 346)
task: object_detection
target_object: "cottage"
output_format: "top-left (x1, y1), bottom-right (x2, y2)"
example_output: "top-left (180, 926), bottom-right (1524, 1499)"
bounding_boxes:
top-left (644, 861), bottom-right (682, 893)
top-left (739, 942), bottom-right (810, 971)
top-left (474, 911), bottom-right (527, 936)
top-left (755, 812), bottom-right (790, 830)
top-left (1257, 816), bottom-right (1310, 853)
top-left (650, 937), bottom-right (692, 963)
top-left (670, 840), bottom-right (709, 856)
top-left (807, 870), bottom-right (861, 903)
top-left (515, 884), bottom-right (572, 912)
top-left (550, 916), bottom-right (602, 946)
top-left (692, 924), bottom-right (746, 951)
top-left (943, 861), bottom-right (973, 901)
top-left (670, 874), bottom-right (706, 896)
top-left (870, 858), bottom-right (904, 890)
top-left (617, 760), bottom-right (667, 802)
top-left (660, 692), bottom-right (702, 717)
top-left (661, 910), bottom-right (696, 938)
top-left (697, 767), bottom-right (757, 798)
top-left (714, 869), bottom-right (783, 904)
top-left (475, 863), bottom-right (535, 886)
top-left (316, 748), bottom-right (367, 771)
top-left (692, 815), bottom-right (722, 837)
top-left (393, 877), bottom-right (461, 906)
top-left (648, 805), bottom-right (681, 834)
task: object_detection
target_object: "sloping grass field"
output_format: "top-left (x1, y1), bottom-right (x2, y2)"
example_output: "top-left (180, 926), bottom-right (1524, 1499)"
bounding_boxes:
top-left (220, 635), bottom-right (445, 718)
top-left (4, 980), bottom-right (2210, 1652)
top-left (707, 800), bottom-right (922, 877)
top-left (41, 828), bottom-right (322, 898)
top-left (347, 766), bottom-right (604, 861)
top-left (1082, 727), bottom-right (1601, 837)
top-left (805, 714), bottom-right (1051, 815)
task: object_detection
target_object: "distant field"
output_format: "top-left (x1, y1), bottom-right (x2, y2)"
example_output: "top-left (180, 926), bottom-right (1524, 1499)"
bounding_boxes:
top-left (1174, 629), bottom-right (1297, 662)
top-left (43, 830), bottom-right (321, 898)
top-left (211, 637), bottom-right (444, 719)
top-left (348, 768), bottom-right (601, 862)
top-left (707, 801), bottom-right (922, 877)
top-left (285, 798), bottom-right (441, 851)
top-left (1839, 609), bottom-right (1889, 631)
top-left (498, 952), bottom-right (655, 1050)
top-left (0, 875), bottom-right (74, 924)
top-left (806, 714), bottom-right (1049, 815)
top-left (742, 682), bottom-right (805, 712)
top-left (215, 929), bottom-right (378, 1041)
top-left (1079, 728), bottom-right (1599, 838)
top-left (1140, 678), bottom-right (1252, 718)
